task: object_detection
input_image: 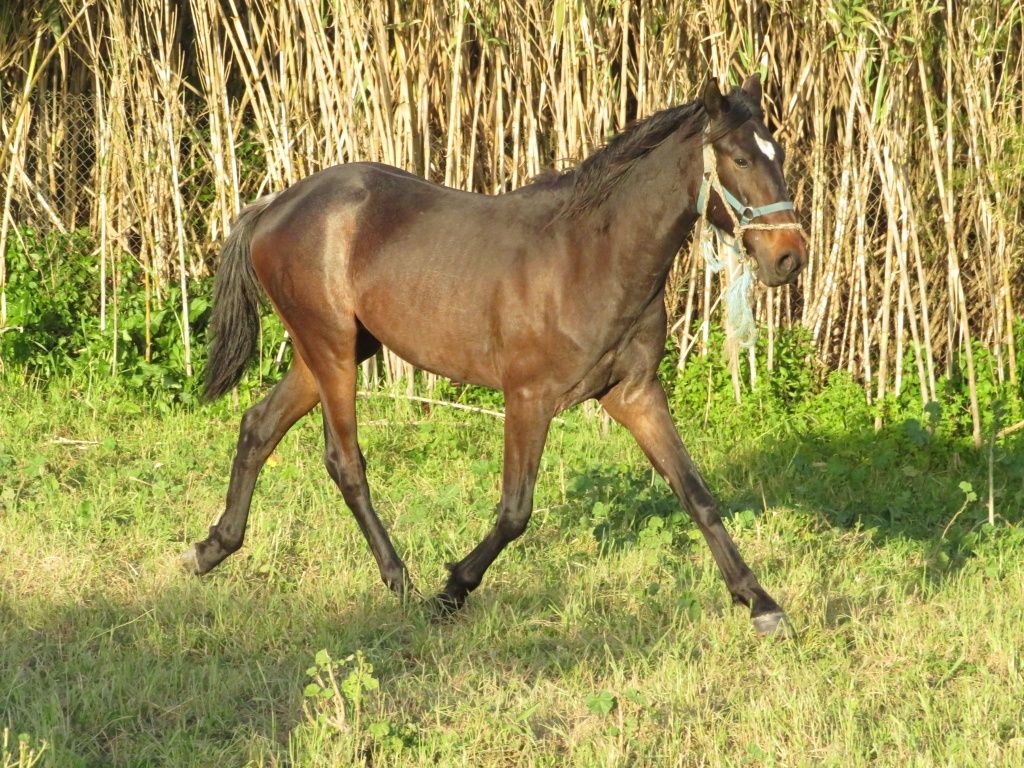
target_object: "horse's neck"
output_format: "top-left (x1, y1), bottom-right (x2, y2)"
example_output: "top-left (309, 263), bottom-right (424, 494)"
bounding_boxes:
top-left (585, 137), bottom-right (703, 302)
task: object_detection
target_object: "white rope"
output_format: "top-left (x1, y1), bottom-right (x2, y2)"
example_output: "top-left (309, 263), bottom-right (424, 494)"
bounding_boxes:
top-left (698, 141), bottom-right (803, 349)
top-left (700, 225), bottom-right (758, 348)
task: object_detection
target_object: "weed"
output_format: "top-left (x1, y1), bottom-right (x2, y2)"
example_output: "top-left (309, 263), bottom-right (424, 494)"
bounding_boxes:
top-left (0, 730), bottom-right (47, 768)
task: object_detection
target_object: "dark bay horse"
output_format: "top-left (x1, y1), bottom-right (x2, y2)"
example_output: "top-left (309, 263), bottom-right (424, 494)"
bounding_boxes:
top-left (182, 75), bottom-right (807, 636)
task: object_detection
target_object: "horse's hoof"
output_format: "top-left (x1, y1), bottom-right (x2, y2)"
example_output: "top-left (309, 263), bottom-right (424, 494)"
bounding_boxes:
top-left (752, 610), bottom-right (795, 639)
top-left (179, 545), bottom-right (202, 575)
top-left (428, 591), bottom-right (465, 622)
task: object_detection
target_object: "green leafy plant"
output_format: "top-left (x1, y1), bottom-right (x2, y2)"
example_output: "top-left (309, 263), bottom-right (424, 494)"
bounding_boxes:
top-left (303, 649), bottom-right (378, 729)
top-left (585, 689), bottom-right (617, 715)
top-left (301, 649), bottom-right (416, 761)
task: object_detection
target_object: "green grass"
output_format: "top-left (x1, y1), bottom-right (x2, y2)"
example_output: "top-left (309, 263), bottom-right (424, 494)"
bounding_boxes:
top-left (1, 375), bottom-right (1022, 767)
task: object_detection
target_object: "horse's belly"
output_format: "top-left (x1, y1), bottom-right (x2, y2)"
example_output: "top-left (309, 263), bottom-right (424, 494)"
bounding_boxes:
top-left (355, 279), bottom-right (502, 389)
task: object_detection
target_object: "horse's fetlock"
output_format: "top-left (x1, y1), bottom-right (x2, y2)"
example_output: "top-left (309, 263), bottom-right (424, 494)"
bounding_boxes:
top-left (209, 524), bottom-right (243, 554)
top-left (447, 564), bottom-right (480, 592)
top-left (381, 564), bottom-right (409, 593)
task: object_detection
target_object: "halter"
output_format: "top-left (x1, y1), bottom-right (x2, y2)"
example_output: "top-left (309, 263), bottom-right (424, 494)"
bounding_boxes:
top-left (695, 131), bottom-right (802, 348)
top-left (696, 145), bottom-right (796, 227)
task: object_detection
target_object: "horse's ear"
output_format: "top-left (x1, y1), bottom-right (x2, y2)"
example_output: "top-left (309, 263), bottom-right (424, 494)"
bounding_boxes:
top-left (741, 72), bottom-right (763, 104)
top-left (703, 77), bottom-right (728, 120)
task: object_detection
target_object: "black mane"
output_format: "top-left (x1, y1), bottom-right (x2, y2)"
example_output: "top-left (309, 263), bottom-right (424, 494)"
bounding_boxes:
top-left (550, 87), bottom-right (761, 218)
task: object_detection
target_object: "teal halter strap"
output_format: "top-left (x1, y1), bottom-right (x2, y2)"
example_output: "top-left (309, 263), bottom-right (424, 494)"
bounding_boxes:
top-left (694, 135), bottom-right (803, 350)
top-left (695, 144), bottom-right (795, 225)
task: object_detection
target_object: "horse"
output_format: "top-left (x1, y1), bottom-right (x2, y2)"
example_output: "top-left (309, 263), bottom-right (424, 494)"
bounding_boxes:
top-left (182, 74), bottom-right (807, 637)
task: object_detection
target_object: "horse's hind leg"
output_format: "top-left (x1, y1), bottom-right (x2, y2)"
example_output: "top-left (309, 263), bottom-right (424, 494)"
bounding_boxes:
top-left (315, 325), bottom-right (413, 597)
top-left (183, 354), bottom-right (319, 574)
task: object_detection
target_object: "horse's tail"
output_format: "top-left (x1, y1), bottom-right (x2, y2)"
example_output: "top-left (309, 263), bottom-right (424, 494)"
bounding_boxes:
top-left (203, 193), bottom-right (280, 402)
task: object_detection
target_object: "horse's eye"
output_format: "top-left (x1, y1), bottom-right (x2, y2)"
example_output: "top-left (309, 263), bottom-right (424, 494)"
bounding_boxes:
top-left (734, 157), bottom-right (750, 169)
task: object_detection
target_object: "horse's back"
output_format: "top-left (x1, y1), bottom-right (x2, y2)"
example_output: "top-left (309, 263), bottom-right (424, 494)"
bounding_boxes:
top-left (250, 161), bottom-right (512, 261)
top-left (246, 162), bottom-right (557, 386)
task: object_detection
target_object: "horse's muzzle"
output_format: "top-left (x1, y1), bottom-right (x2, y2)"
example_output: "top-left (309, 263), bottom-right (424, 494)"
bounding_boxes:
top-left (755, 231), bottom-right (807, 287)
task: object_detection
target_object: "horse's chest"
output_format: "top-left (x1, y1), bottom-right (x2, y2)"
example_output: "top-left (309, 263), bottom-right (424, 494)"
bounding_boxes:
top-left (554, 311), bottom-right (664, 410)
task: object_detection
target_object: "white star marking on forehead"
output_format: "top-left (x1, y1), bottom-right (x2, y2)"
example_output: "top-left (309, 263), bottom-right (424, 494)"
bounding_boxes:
top-left (754, 133), bottom-right (776, 161)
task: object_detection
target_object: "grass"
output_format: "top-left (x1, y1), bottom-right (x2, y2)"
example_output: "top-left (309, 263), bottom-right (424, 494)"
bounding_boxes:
top-left (1, 374), bottom-right (1022, 767)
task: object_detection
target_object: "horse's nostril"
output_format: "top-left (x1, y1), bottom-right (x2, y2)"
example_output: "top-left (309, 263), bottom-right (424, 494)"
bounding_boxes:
top-left (777, 251), bottom-right (795, 275)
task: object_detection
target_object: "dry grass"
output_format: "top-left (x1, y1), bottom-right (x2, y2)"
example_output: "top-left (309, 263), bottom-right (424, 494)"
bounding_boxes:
top-left (1, 1), bottom-right (1022, 439)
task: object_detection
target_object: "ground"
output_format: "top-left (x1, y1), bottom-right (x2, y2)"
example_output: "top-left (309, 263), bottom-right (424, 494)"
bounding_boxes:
top-left (1, 379), bottom-right (1022, 767)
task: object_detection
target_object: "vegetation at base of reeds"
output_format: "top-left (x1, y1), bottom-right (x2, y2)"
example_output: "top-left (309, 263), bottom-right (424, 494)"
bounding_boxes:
top-left (1, 1), bottom-right (1023, 445)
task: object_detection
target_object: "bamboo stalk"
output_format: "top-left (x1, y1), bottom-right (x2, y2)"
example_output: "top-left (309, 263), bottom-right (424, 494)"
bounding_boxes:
top-left (0, 0), bottom-right (1017, 414)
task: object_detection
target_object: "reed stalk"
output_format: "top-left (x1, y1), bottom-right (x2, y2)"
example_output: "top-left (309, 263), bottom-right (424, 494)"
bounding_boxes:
top-left (0, 0), bottom-right (1018, 411)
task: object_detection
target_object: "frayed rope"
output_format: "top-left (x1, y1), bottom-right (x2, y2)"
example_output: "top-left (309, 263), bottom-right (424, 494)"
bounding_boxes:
top-left (701, 227), bottom-right (758, 349)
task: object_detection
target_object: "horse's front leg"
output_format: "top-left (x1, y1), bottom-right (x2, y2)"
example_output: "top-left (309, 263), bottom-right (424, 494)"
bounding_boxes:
top-left (600, 376), bottom-right (791, 637)
top-left (434, 391), bottom-right (553, 613)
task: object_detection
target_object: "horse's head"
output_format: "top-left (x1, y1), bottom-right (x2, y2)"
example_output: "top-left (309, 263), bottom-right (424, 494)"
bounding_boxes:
top-left (700, 74), bottom-right (807, 287)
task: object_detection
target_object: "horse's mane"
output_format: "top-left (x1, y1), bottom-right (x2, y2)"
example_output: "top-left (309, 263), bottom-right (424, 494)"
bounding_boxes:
top-left (542, 86), bottom-right (761, 219)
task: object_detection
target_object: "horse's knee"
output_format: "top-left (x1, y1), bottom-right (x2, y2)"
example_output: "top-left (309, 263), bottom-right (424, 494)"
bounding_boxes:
top-left (497, 504), bottom-right (531, 541)
top-left (324, 445), bottom-right (366, 502)
top-left (323, 444), bottom-right (346, 486)
top-left (323, 440), bottom-right (338, 473)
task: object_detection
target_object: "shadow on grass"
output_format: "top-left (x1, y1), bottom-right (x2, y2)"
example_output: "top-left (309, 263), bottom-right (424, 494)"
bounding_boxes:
top-left (1, 555), bottom-right (707, 767)
top-left (560, 417), bottom-right (1024, 573)
top-left (1, 582), bottom-right (398, 766)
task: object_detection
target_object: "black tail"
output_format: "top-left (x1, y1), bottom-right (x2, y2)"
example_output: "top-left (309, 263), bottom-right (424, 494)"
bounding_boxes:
top-left (203, 194), bottom-right (280, 401)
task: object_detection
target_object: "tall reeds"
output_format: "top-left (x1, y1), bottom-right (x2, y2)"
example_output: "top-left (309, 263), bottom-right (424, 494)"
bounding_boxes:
top-left (1, 0), bottom-right (1020, 442)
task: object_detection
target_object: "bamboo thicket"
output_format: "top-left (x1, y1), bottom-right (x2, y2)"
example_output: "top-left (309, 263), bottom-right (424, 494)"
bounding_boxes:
top-left (1, 0), bottom-right (1021, 438)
